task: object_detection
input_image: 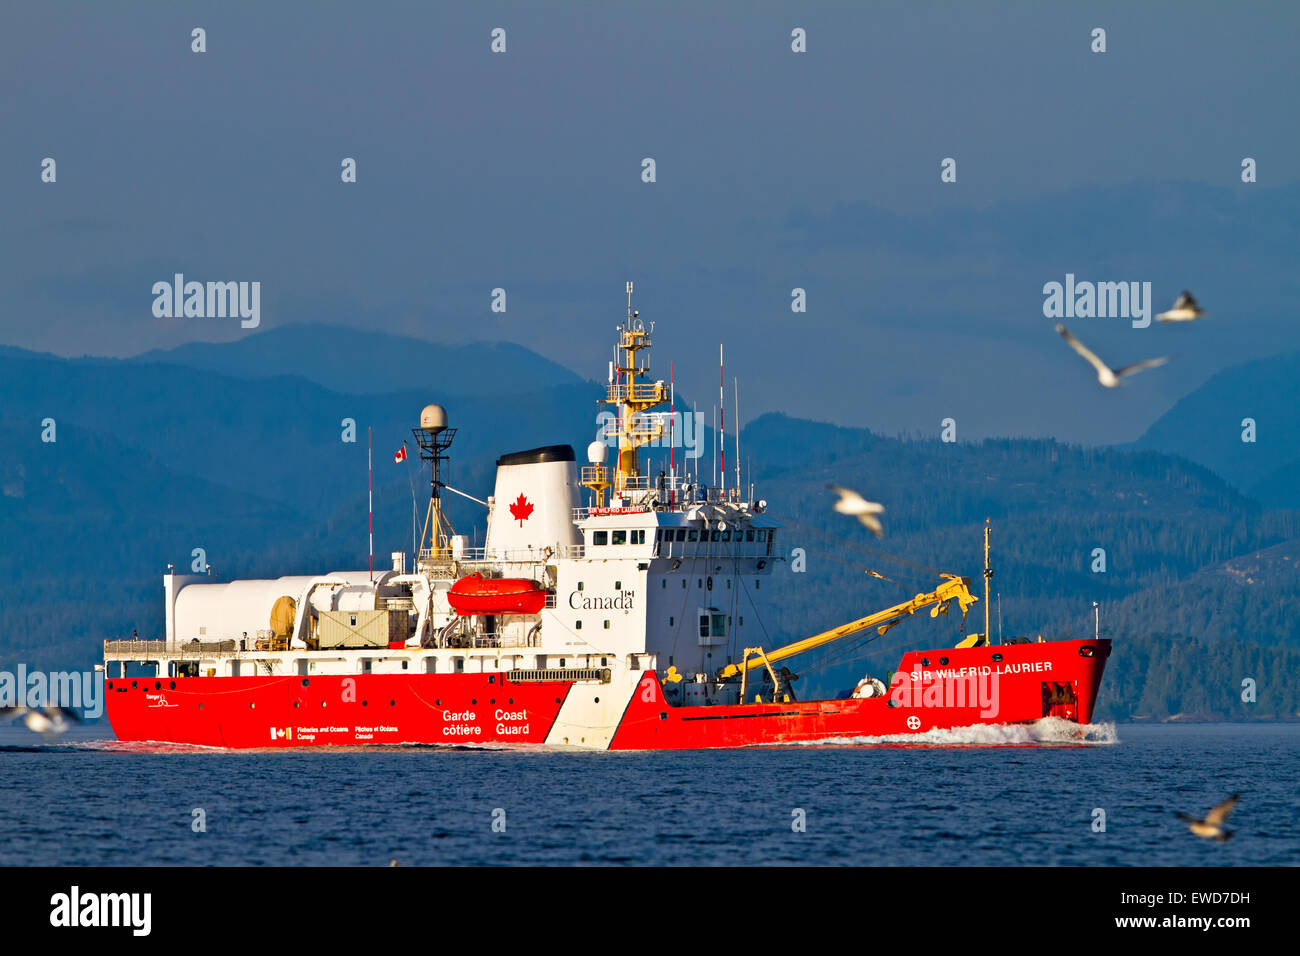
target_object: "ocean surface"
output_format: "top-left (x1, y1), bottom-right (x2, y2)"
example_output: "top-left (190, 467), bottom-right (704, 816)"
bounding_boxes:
top-left (0, 721), bottom-right (1295, 866)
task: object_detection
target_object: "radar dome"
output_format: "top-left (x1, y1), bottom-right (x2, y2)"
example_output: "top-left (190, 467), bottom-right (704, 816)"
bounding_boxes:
top-left (420, 404), bottom-right (448, 433)
top-left (586, 441), bottom-right (609, 464)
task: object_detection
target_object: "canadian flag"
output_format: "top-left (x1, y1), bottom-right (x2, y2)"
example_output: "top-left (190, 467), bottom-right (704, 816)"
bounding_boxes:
top-left (394, 444), bottom-right (407, 464)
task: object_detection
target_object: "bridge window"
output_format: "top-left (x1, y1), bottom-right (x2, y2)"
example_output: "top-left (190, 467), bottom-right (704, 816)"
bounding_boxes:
top-left (756, 530), bottom-right (767, 542)
top-left (698, 613), bottom-right (726, 638)
top-left (721, 530), bottom-right (731, 542)
top-left (593, 531), bottom-right (608, 545)
top-left (612, 530), bottom-right (627, 545)
top-left (632, 529), bottom-right (646, 544)
top-left (746, 530), bottom-right (755, 542)
top-left (675, 529), bottom-right (686, 542)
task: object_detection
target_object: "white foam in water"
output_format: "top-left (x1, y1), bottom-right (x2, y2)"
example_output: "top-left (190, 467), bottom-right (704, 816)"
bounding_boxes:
top-left (776, 717), bottom-right (1119, 747)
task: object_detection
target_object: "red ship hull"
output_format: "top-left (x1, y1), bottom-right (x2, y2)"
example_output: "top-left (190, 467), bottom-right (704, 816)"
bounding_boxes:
top-left (105, 638), bottom-right (1110, 749)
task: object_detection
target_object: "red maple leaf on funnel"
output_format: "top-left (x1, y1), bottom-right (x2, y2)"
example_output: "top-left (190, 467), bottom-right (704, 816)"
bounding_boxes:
top-left (509, 493), bottom-right (534, 527)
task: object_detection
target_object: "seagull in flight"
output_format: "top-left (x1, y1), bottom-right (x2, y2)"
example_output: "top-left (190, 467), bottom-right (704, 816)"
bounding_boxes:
top-left (828, 484), bottom-right (885, 537)
top-left (1156, 291), bottom-right (1207, 323)
top-left (1055, 324), bottom-right (1168, 388)
top-left (0, 705), bottom-right (81, 741)
top-left (1176, 793), bottom-right (1239, 842)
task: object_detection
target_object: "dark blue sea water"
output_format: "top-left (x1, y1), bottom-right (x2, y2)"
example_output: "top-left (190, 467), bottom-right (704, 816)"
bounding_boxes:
top-left (0, 721), bottom-right (1295, 866)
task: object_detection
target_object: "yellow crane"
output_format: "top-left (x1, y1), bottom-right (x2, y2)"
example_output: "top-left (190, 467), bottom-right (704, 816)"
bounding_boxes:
top-left (715, 573), bottom-right (980, 701)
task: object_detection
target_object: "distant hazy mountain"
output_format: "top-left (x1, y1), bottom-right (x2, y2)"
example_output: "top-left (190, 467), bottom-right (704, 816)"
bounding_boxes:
top-left (0, 346), bottom-right (599, 517)
top-left (1135, 351), bottom-right (1300, 507)
top-left (0, 415), bottom-right (303, 669)
top-left (132, 322), bottom-right (584, 395)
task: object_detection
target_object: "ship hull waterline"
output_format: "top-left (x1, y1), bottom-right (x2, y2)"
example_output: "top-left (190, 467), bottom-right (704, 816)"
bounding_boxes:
top-left (105, 638), bottom-right (1110, 750)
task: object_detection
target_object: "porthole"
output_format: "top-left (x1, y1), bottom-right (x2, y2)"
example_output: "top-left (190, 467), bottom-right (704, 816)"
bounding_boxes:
top-left (301, 678), bottom-right (310, 687)
top-left (939, 657), bottom-right (949, 666)
top-left (169, 681), bottom-right (176, 690)
top-left (249, 702), bottom-right (255, 709)
top-left (921, 658), bottom-right (931, 667)
top-left (362, 701), bottom-right (368, 707)
top-left (992, 653), bottom-right (1003, 663)
top-left (390, 700), bottom-right (396, 706)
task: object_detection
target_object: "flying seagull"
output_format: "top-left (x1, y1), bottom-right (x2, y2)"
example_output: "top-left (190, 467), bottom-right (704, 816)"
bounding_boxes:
top-left (1156, 291), bottom-right (1207, 323)
top-left (0, 705), bottom-right (81, 741)
top-left (1055, 324), bottom-right (1168, 388)
top-left (1176, 793), bottom-right (1239, 842)
top-left (828, 484), bottom-right (885, 537)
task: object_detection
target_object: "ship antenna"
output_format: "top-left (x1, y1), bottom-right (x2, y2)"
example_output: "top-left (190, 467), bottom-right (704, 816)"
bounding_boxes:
top-left (734, 375), bottom-right (740, 497)
top-left (719, 343), bottom-right (725, 496)
top-left (984, 517), bottom-right (994, 645)
top-left (669, 360), bottom-right (675, 504)
top-left (368, 426), bottom-right (373, 582)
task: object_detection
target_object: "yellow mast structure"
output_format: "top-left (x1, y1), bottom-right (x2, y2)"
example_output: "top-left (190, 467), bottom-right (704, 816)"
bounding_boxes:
top-left (584, 282), bottom-right (668, 503)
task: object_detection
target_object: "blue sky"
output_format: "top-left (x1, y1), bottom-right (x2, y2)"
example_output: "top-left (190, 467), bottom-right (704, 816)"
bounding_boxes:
top-left (3, 1), bottom-right (1298, 443)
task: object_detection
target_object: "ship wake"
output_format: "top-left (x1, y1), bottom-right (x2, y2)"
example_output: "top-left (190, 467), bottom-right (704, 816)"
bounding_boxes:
top-left (775, 717), bottom-right (1119, 748)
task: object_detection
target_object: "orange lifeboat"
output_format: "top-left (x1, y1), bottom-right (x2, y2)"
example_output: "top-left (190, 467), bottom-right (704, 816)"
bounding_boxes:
top-left (447, 574), bottom-right (547, 616)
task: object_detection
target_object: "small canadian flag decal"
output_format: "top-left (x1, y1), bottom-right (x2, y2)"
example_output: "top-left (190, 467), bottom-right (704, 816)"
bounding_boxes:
top-left (509, 493), bottom-right (534, 526)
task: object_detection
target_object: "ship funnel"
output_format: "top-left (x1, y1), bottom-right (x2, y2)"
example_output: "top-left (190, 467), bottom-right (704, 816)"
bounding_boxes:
top-left (485, 445), bottom-right (581, 556)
